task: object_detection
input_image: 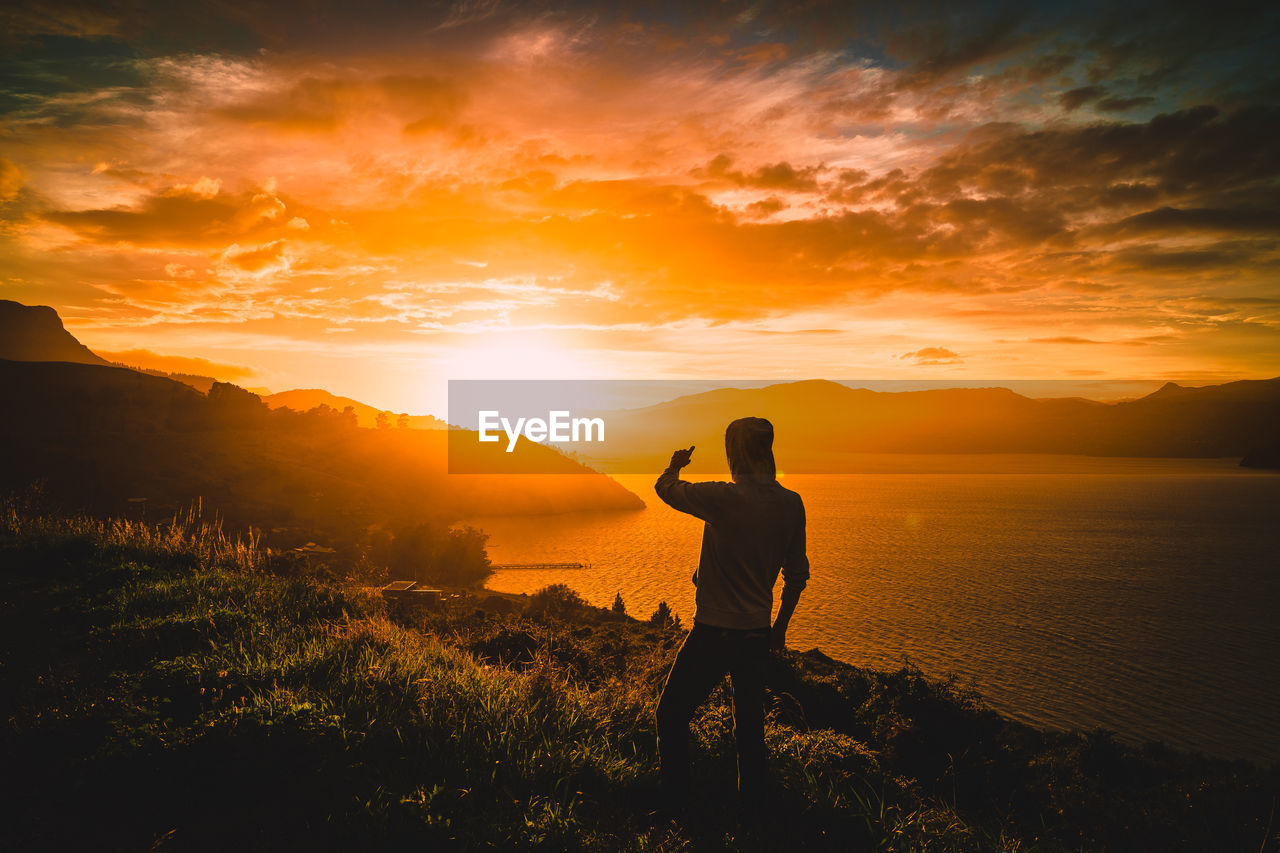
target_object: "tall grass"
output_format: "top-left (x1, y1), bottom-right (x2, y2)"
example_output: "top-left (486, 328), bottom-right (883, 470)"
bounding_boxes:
top-left (2, 494), bottom-right (267, 572)
top-left (2, 499), bottom-right (1274, 852)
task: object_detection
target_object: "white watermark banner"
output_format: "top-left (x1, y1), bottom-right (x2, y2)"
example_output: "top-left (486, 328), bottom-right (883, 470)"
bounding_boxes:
top-left (445, 378), bottom-right (1197, 474)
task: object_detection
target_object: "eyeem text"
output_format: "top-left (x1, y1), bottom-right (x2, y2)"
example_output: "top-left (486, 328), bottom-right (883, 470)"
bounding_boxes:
top-left (477, 410), bottom-right (605, 452)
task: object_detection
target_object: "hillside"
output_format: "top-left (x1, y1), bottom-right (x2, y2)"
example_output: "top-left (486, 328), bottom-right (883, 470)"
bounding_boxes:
top-left (264, 388), bottom-right (446, 429)
top-left (1, 505), bottom-right (1275, 851)
top-left (0, 299), bottom-right (110, 365)
top-left (0, 359), bottom-right (642, 552)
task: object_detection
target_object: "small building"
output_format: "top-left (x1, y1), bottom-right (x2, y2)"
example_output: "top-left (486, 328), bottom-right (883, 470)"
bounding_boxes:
top-left (381, 580), bottom-right (445, 611)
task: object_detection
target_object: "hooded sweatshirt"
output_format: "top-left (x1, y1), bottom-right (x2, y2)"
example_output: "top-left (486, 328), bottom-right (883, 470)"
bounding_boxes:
top-left (654, 465), bottom-right (808, 629)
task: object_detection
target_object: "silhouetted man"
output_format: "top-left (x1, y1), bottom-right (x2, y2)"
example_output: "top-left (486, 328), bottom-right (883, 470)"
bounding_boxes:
top-left (653, 416), bottom-right (809, 816)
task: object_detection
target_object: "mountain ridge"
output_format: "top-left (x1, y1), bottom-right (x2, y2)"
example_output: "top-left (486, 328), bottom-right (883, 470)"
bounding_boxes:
top-left (579, 375), bottom-right (1280, 471)
top-left (0, 299), bottom-right (110, 366)
top-left (4, 299), bottom-right (1278, 468)
top-left (0, 299), bottom-right (446, 426)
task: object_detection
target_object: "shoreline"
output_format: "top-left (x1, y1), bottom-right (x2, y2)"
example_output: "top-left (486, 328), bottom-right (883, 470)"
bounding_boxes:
top-left (442, 579), bottom-right (1277, 768)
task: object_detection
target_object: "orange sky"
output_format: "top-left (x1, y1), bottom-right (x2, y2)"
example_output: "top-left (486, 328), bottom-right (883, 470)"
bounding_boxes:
top-left (2, 2), bottom-right (1278, 413)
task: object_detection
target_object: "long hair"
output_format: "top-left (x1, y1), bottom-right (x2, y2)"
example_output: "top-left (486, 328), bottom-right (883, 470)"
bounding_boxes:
top-left (725, 417), bottom-right (776, 483)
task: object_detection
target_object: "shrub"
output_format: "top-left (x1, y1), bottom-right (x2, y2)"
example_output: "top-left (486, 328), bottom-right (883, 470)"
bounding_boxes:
top-left (611, 592), bottom-right (626, 616)
top-left (525, 583), bottom-right (586, 620)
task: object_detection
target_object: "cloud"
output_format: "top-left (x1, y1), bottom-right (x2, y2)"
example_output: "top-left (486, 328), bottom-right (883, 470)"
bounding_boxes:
top-left (884, 6), bottom-right (1031, 85)
top-left (44, 192), bottom-right (239, 244)
top-left (3, 4), bottom-right (1280, 404)
top-left (167, 176), bottom-right (221, 198)
top-left (701, 155), bottom-right (823, 192)
top-left (41, 183), bottom-right (303, 246)
top-left (216, 239), bottom-right (290, 280)
top-left (924, 106), bottom-right (1280, 199)
top-left (1095, 206), bottom-right (1280, 238)
top-left (214, 73), bottom-right (466, 135)
top-left (744, 197), bottom-right (786, 219)
top-left (1030, 336), bottom-right (1104, 344)
top-left (897, 346), bottom-right (963, 365)
top-left (1097, 95), bottom-right (1154, 112)
top-left (0, 159), bottom-right (23, 200)
top-left (1059, 85), bottom-right (1105, 111)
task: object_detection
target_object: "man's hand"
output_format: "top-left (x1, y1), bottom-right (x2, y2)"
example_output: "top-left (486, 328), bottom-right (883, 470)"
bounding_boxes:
top-left (770, 621), bottom-right (787, 652)
top-left (669, 446), bottom-right (695, 469)
top-left (773, 587), bottom-right (801, 653)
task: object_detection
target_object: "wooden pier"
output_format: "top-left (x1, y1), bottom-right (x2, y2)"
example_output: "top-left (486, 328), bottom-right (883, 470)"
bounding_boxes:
top-left (490, 562), bottom-right (586, 570)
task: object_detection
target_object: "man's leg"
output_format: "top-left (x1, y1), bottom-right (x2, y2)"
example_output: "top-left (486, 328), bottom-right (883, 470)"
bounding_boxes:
top-left (656, 624), bottom-right (727, 808)
top-left (727, 628), bottom-right (770, 810)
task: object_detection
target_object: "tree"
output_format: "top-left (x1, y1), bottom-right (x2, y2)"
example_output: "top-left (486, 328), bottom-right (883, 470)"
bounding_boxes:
top-left (611, 592), bottom-right (626, 616)
top-left (397, 413), bottom-right (409, 429)
top-left (376, 411), bottom-right (391, 430)
top-left (383, 521), bottom-right (491, 587)
top-left (649, 601), bottom-right (681, 630)
top-left (206, 381), bottom-right (267, 428)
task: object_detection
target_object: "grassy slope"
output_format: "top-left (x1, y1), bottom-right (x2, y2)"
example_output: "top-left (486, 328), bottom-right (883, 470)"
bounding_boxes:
top-left (2, 505), bottom-right (1276, 852)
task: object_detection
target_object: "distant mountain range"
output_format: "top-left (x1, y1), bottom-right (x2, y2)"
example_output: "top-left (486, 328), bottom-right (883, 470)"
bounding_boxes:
top-left (0, 298), bottom-right (443, 428)
top-left (580, 377), bottom-right (1280, 471)
top-left (4, 298), bottom-right (1278, 475)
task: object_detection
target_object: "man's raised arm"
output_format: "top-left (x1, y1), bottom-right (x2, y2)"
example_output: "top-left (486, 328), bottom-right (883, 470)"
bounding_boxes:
top-left (654, 446), bottom-right (725, 524)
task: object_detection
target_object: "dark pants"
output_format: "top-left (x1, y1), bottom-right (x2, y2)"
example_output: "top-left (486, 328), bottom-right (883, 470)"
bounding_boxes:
top-left (656, 621), bottom-right (769, 808)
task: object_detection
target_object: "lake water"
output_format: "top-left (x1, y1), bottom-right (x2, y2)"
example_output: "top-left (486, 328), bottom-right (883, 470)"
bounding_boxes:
top-left (466, 457), bottom-right (1280, 763)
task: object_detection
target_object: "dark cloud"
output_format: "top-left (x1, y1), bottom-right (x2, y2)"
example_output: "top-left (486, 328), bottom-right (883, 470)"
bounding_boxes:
top-left (46, 192), bottom-right (239, 244)
top-left (922, 106), bottom-right (1280, 202)
top-left (1096, 95), bottom-right (1154, 112)
top-left (1080, 2), bottom-right (1280, 97)
top-left (744, 197), bottom-right (786, 218)
top-left (1098, 206), bottom-right (1280, 238)
top-left (1, 0), bottom-right (497, 53)
top-left (700, 155), bottom-right (823, 192)
top-left (886, 6), bottom-right (1030, 85)
top-left (1059, 85), bottom-right (1106, 111)
top-left (1110, 245), bottom-right (1257, 273)
top-left (42, 183), bottom-right (311, 246)
top-left (1025, 52), bottom-right (1074, 81)
top-left (0, 33), bottom-right (147, 118)
top-left (5, 0), bottom-right (1277, 89)
top-left (933, 196), bottom-right (1069, 247)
